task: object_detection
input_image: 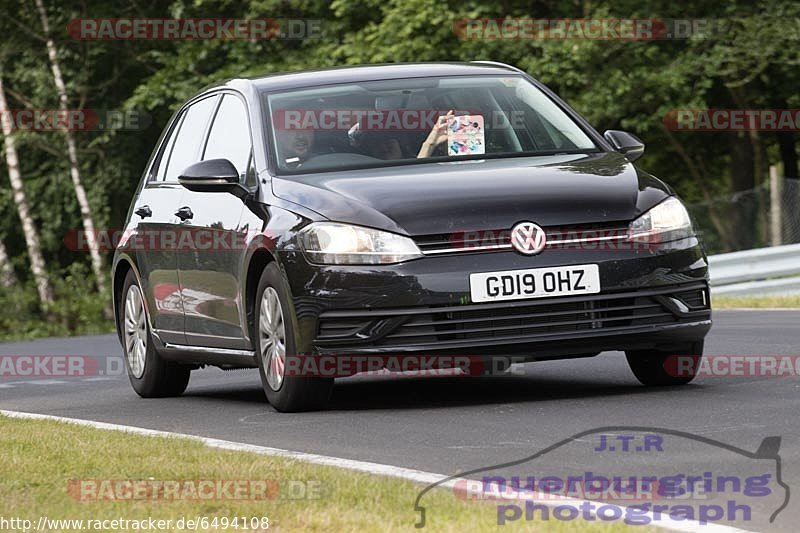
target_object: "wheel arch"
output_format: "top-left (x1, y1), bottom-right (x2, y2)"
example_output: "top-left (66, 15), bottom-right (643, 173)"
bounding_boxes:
top-left (111, 256), bottom-right (140, 343)
top-left (244, 248), bottom-right (277, 343)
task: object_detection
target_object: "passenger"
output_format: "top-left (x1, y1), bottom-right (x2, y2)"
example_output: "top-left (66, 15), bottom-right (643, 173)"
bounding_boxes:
top-left (365, 136), bottom-right (405, 160)
top-left (417, 109), bottom-right (454, 158)
top-left (347, 110), bottom-right (455, 160)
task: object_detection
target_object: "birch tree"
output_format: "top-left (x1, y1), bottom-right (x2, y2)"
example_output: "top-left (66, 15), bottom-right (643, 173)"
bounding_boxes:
top-left (34, 0), bottom-right (106, 293)
top-left (0, 74), bottom-right (53, 304)
top-left (0, 237), bottom-right (16, 288)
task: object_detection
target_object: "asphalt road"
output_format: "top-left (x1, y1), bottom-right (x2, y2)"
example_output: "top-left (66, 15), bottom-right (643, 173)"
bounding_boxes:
top-left (2, 310), bottom-right (798, 531)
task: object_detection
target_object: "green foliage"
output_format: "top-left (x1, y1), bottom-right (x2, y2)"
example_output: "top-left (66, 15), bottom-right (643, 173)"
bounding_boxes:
top-left (0, 263), bottom-right (113, 341)
top-left (0, 0), bottom-right (798, 338)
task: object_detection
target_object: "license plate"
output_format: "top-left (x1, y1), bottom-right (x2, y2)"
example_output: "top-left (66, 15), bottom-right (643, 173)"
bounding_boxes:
top-left (469, 264), bottom-right (601, 303)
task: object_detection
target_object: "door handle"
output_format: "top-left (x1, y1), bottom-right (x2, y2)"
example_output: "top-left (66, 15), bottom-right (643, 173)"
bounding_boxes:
top-left (134, 205), bottom-right (152, 218)
top-left (174, 206), bottom-right (193, 221)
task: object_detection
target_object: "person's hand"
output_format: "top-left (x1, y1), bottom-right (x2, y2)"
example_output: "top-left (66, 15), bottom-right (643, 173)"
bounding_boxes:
top-left (417, 110), bottom-right (454, 158)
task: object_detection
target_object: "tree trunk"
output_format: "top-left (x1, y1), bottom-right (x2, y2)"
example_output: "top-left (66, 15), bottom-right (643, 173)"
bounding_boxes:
top-left (770, 97), bottom-right (798, 180)
top-left (728, 85), bottom-right (767, 249)
top-left (751, 130), bottom-right (770, 247)
top-left (0, 75), bottom-right (53, 304)
top-left (777, 130), bottom-right (798, 180)
top-left (34, 0), bottom-right (106, 294)
top-left (730, 132), bottom-right (754, 192)
top-left (0, 237), bottom-right (17, 288)
top-left (729, 133), bottom-right (756, 250)
top-left (776, 126), bottom-right (800, 246)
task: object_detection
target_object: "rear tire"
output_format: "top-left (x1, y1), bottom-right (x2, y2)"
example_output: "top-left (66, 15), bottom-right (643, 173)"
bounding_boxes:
top-left (120, 270), bottom-right (190, 397)
top-left (255, 263), bottom-right (333, 412)
top-left (625, 342), bottom-right (703, 386)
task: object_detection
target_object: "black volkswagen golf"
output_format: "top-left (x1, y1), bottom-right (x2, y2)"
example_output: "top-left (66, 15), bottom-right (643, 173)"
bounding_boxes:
top-left (112, 62), bottom-right (711, 411)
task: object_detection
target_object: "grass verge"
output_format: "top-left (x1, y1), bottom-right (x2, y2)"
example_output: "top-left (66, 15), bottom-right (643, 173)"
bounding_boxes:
top-left (0, 415), bottom-right (633, 532)
top-left (713, 295), bottom-right (800, 309)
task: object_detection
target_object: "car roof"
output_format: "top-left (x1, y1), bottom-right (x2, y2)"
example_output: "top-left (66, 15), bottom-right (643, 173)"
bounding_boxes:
top-left (206, 62), bottom-right (524, 96)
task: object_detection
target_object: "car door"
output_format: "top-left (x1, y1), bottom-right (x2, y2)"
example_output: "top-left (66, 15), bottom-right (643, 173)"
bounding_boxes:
top-left (132, 95), bottom-right (218, 345)
top-left (177, 93), bottom-right (252, 349)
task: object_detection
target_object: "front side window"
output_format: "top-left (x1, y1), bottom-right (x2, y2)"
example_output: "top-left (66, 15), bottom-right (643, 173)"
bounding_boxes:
top-left (263, 75), bottom-right (597, 174)
top-left (203, 94), bottom-right (252, 182)
top-left (152, 112), bottom-right (183, 182)
top-left (162, 95), bottom-right (218, 182)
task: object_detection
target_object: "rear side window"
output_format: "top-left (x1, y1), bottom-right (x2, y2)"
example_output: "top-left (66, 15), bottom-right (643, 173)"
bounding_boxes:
top-left (203, 94), bottom-right (252, 182)
top-left (162, 96), bottom-right (218, 182)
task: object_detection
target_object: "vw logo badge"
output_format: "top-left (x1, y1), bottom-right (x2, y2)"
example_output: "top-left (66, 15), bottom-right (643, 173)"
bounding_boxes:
top-left (510, 222), bottom-right (546, 255)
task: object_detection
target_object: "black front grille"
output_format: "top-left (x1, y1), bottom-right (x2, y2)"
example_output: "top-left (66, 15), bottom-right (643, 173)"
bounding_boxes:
top-left (413, 221), bottom-right (630, 254)
top-left (315, 284), bottom-right (710, 352)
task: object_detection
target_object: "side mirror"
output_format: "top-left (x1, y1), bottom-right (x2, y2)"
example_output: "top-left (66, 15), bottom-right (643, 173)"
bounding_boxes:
top-left (178, 159), bottom-right (248, 198)
top-left (603, 130), bottom-right (645, 162)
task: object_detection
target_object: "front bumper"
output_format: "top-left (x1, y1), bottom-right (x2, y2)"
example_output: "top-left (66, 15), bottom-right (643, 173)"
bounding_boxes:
top-left (281, 236), bottom-right (712, 357)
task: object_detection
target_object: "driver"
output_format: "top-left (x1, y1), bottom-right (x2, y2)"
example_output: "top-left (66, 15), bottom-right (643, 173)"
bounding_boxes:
top-left (276, 128), bottom-right (315, 168)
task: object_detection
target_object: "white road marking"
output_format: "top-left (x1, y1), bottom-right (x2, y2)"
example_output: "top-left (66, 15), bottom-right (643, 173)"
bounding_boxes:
top-left (0, 409), bottom-right (754, 533)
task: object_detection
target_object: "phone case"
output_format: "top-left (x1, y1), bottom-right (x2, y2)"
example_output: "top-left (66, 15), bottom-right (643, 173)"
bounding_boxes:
top-left (447, 115), bottom-right (485, 156)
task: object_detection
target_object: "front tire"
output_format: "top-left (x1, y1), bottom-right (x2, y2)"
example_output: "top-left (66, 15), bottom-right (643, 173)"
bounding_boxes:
top-left (255, 263), bottom-right (333, 412)
top-left (625, 342), bottom-right (704, 386)
top-left (120, 270), bottom-right (190, 397)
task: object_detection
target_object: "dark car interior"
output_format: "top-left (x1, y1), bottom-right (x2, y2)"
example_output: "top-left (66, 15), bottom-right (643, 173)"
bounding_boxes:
top-left (265, 77), bottom-right (597, 172)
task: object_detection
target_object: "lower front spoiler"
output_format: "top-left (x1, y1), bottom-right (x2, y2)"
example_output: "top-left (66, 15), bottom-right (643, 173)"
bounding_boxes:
top-left (313, 319), bottom-right (712, 359)
top-left (311, 281), bottom-right (712, 358)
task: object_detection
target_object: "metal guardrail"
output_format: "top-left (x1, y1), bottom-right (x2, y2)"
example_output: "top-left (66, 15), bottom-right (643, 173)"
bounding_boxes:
top-left (708, 243), bottom-right (800, 295)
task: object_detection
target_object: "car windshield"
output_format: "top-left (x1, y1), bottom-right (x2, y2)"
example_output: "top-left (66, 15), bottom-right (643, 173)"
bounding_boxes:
top-left (263, 75), bottom-right (598, 174)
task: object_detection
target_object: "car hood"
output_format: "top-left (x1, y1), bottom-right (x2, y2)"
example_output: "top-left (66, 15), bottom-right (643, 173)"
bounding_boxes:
top-left (271, 152), bottom-right (672, 236)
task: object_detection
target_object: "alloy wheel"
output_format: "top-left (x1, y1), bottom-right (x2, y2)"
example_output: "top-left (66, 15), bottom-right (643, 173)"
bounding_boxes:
top-left (259, 287), bottom-right (287, 390)
top-left (124, 284), bottom-right (147, 379)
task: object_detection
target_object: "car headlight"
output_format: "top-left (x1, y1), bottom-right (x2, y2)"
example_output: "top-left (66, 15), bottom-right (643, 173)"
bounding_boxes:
top-left (299, 222), bottom-right (422, 264)
top-left (629, 197), bottom-right (694, 243)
